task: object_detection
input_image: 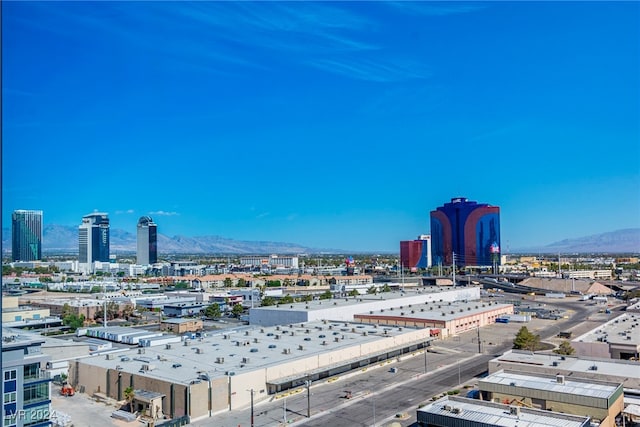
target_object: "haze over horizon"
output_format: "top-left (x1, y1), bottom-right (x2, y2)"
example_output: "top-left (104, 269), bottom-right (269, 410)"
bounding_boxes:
top-left (2, 2), bottom-right (639, 253)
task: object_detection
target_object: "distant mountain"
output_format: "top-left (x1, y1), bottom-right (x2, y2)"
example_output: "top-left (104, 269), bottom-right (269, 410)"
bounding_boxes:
top-left (3, 226), bottom-right (638, 256)
top-left (1, 225), bottom-right (333, 255)
top-left (512, 228), bottom-right (640, 254)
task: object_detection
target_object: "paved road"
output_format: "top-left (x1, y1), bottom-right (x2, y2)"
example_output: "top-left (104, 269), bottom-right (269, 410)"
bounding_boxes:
top-left (205, 296), bottom-right (608, 427)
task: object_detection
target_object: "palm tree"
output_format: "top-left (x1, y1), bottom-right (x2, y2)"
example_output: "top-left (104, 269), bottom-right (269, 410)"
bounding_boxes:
top-left (124, 387), bottom-right (135, 412)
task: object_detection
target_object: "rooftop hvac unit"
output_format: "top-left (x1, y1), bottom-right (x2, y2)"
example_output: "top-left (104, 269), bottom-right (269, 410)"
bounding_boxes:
top-left (253, 338), bottom-right (259, 343)
top-left (297, 345), bottom-right (304, 351)
top-left (275, 335), bottom-right (280, 340)
top-left (166, 344), bottom-right (172, 350)
top-left (223, 334), bottom-right (229, 339)
top-left (105, 354), bottom-right (114, 360)
top-left (245, 331), bottom-right (250, 336)
top-left (451, 407), bottom-right (463, 414)
top-left (552, 361), bottom-right (559, 366)
top-left (443, 405), bottom-right (452, 411)
top-left (509, 406), bottom-right (520, 416)
top-left (215, 357), bottom-right (224, 364)
top-left (589, 365), bottom-right (598, 371)
top-left (556, 375), bottom-right (565, 384)
top-left (242, 357), bottom-right (250, 363)
top-left (195, 348), bottom-right (204, 354)
top-left (138, 348), bottom-right (145, 354)
top-left (283, 348), bottom-right (291, 354)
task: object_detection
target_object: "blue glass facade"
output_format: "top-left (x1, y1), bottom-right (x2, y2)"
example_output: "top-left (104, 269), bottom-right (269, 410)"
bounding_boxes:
top-left (430, 197), bottom-right (500, 267)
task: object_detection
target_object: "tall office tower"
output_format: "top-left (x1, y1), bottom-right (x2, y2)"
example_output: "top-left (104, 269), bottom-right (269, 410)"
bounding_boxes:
top-left (400, 234), bottom-right (432, 271)
top-left (11, 210), bottom-right (43, 262)
top-left (78, 213), bottom-right (110, 263)
top-left (136, 216), bottom-right (157, 265)
top-left (430, 197), bottom-right (500, 268)
top-left (2, 329), bottom-right (52, 427)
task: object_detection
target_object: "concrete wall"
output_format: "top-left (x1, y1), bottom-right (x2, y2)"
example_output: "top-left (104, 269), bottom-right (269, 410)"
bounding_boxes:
top-left (572, 341), bottom-right (611, 359)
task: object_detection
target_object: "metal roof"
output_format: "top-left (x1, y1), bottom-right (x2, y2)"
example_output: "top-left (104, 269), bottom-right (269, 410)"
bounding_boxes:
top-left (418, 396), bottom-right (590, 427)
top-left (481, 370), bottom-right (619, 399)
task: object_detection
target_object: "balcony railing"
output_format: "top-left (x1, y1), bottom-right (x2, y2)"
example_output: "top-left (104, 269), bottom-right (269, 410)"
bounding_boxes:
top-left (24, 370), bottom-right (51, 382)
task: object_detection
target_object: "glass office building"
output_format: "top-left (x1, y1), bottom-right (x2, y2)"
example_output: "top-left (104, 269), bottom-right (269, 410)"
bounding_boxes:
top-left (11, 210), bottom-right (43, 262)
top-left (78, 213), bottom-right (110, 263)
top-left (136, 216), bottom-right (157, 265)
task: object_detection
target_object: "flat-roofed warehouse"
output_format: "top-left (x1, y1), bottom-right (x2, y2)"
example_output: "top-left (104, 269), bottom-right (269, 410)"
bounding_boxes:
top-left (479, 370), bottom-right (623, 427)
top-left (417, 395), bottom-right (591, 427)
top-left (70, 321), bottom-right (432, 423)
top-left (489, 350), bottom-right (640, 390)
top-left (571, 313), bottom-right (640, 359)
top-left (249, 286), bottom-right (480, 326)
top-left (354, 299), bottom-right (513, 337)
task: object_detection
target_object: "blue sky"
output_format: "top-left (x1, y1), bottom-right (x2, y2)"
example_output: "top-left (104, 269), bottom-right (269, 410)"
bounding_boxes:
top-left (2, 1), bottom-right (639, 252)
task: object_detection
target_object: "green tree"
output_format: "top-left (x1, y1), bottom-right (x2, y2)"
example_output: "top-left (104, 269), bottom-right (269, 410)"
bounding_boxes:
top-left (301, 294), bottom-right (312, 302)
top-left (381, 284), bottom-right (391, 293)
top-left (261, 296), bottom-right (276, 307)
top-left (513, 326), bottom-right (541, 351)
top-left (367, 286), bottom-right (378, 295)
top-left (203, 303), bottom-right (221, 319)
top-left (123, 387), bottom-right (135, 412)
top-left (319, 290), bottom-right (333, 300)
top-left (231, 304), bottom-right (244, 318)
top-left (553, 340), bottom-right (575, 355)
top-left (348, 289), bottom-right (360, 297)
top-left (237, 278), bottom-right (247, 287)
top-left (281, 294), bottom-right (294, 304)
top-left (63, 313), bottom-right (85, 329)
top-left (223, 277), bottom-right (233, 288)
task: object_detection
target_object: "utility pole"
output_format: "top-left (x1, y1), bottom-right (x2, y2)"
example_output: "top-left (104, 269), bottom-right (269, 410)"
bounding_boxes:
top-left (477, 326), bottom-right (481, 353)
top-left (452, 252), bottom-right (456, 286)
top-left (306, 377), bottom-right (311, 418)
top-left (250, 389), bottom-right (254, 427)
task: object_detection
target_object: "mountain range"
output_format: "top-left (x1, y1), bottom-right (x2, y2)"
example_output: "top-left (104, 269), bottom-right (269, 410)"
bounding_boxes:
top-left (511, 228), bottom-right (640, 254)
top-left (1, 226), bottom-right (639, 255)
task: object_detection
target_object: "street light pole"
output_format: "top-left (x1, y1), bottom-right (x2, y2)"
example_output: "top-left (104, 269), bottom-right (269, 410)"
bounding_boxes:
top-left (424, 341), bottom-right (428, 374)
top-left (283, 395), bottom-right (287, 424)
top-left (306, 378), bottom-right (311, 418)
top-left (250, 388), bottom-right (254, 427)
top-left (372, 398), bottom-right (376, 427)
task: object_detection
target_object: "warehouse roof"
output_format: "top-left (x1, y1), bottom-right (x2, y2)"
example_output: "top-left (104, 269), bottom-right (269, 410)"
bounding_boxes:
top-left (417, 396), bottom-right (590, 427)
top-left (77, 320), bottom-right (430, 386)
top-left (574, 312), bottom-right (640, 345)
top-left (482, 370), bottom-right (621, 399)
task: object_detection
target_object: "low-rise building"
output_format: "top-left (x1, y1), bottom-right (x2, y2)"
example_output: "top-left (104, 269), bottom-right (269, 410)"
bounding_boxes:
top-left (163, 302), bottom-right (207, 318)
top-left (417, 395), bottom-right (591, 427)
top-left (249, 286), bottom-right (480, 327)
top-left (479, 370), bottom-right (623, 427)
top-left (70, 321), bottom-right (432, 423)
top-left (160, 319), bottom-right (203, 334)
top-left (354, 300), bottom-right (513, 337)
top-left (572, 313), bottom-right (640, 359)
top-left (489, 350), bottom-right (640, 390)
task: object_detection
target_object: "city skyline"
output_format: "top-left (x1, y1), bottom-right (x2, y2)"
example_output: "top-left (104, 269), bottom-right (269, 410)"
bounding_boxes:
top-left (2, 2), bottom-right (639, 252)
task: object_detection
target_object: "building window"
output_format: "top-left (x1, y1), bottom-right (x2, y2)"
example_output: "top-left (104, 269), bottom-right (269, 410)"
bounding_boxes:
top-left (4, 415), bottom-right (17, 427)
top-left (3, 371), bottom-right (16, 381)
top-left (3, 392), bottom-right (16, 404)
